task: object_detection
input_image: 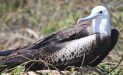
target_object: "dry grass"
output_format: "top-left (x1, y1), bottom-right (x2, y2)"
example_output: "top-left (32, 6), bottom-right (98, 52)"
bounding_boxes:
top-left (0, 0), bottom-right (123, 75)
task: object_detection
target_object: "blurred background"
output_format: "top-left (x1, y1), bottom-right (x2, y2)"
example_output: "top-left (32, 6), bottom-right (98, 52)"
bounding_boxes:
top-left (0, 0), bottom-right (123, 74)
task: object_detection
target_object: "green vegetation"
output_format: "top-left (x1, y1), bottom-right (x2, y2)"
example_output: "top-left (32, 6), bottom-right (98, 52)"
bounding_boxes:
top-left (0, 0), bottom-right (123, 75)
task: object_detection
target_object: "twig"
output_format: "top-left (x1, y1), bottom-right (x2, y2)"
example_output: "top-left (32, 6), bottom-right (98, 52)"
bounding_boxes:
top-left (2, 57), bottom-right (64, 75)
top-left (24, 59), bottom-right (64, 75)
top-left (28, 60), bottom-right (64, 75)
top-left (80, 53), bottom-right (85, 68)
top-left (116, 68), bottom-right (122, 75)
top-left (1, 55), bottom-right (57, 74)
top-left (106, 54), bottom-right (123, 74)
top-left (19, 54), bottom-right (64, 75)
top-left (70, 53), bottom-right (85, 75)
top-left (70, 71), bottom-right (78, 75)
top-left (93, 67), bottom-right (104, 75)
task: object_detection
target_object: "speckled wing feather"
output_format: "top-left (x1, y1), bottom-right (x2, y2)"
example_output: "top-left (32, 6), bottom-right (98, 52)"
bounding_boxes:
top-left (0, 24), bottom-right (92, 56)
top-left (39, 33), bottom-right (111, 66)
top-left (25, 24), bottom-right (92, 50)
top-left (0, 24), bottom-right (93, 69)
top-left (0, 32), bottom-right (111, 71)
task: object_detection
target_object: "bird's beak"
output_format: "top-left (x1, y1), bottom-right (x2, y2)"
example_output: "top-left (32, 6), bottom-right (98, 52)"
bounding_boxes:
top-left (77, 14), bottom-right (98, 25)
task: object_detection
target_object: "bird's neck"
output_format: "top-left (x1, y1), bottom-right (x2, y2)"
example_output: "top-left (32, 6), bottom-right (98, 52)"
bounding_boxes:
top-left (92, 17), bottom-right (112, 36)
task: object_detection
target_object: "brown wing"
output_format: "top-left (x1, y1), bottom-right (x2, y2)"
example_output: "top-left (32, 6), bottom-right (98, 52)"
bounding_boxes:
top-left (0, 33), bottom-right (111, 71)
top-left (25, 24), bottom-right (91, 50)
top-left (0, 24), bottom-right (92, 56)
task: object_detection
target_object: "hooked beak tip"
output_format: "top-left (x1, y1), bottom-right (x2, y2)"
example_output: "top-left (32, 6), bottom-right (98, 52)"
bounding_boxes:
top-left (77, 18), bottom-right (82, 25)
top-left (77, 14), bottom-right (98, 25)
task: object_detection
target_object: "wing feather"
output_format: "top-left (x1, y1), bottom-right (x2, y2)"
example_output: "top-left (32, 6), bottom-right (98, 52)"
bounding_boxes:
top-left (24, 24), bottom-right (91, 50)
top-left (0, 33), bottom-right (111, 70)
top-left (0, 24), bottom-right (91, 56)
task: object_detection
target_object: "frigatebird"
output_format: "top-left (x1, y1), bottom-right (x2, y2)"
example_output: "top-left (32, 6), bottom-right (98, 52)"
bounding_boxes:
top-left (0, 6), bottom-right (119, 71)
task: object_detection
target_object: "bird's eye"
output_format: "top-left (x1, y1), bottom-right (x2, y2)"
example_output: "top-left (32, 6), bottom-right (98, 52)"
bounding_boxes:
top-left (99, 11), bottom-right (102, 14)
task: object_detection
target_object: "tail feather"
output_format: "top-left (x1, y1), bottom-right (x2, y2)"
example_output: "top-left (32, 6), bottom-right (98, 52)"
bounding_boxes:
top-left (0, 45), bottom-right (32, 56)
top-left (0, 49), bottom-right (15, 56)
top-left (0, 58), bottom-right (23, 72)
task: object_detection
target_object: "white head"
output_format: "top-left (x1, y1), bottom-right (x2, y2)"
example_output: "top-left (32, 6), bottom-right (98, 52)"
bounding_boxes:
top-left (77, 6), bottom-right (112, 36)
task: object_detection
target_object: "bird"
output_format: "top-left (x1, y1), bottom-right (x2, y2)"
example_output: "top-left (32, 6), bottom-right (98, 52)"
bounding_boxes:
top-left (0, 6), bottom-right (119, 71)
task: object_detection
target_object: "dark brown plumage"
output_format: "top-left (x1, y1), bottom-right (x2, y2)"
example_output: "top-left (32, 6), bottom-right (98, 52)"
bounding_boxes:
top-left (0, 24), bottom-right (118, 71)
top-left (89, 29), bottom-right (119, 67)
top-left (0, 6), bottom-right (119, 72)
top-left (0, 24), bottom-right (92, 56)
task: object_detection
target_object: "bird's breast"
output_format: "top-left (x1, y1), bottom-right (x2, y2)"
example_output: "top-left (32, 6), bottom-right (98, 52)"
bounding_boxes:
top-left (46, 33), bottom-right (111, 66)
